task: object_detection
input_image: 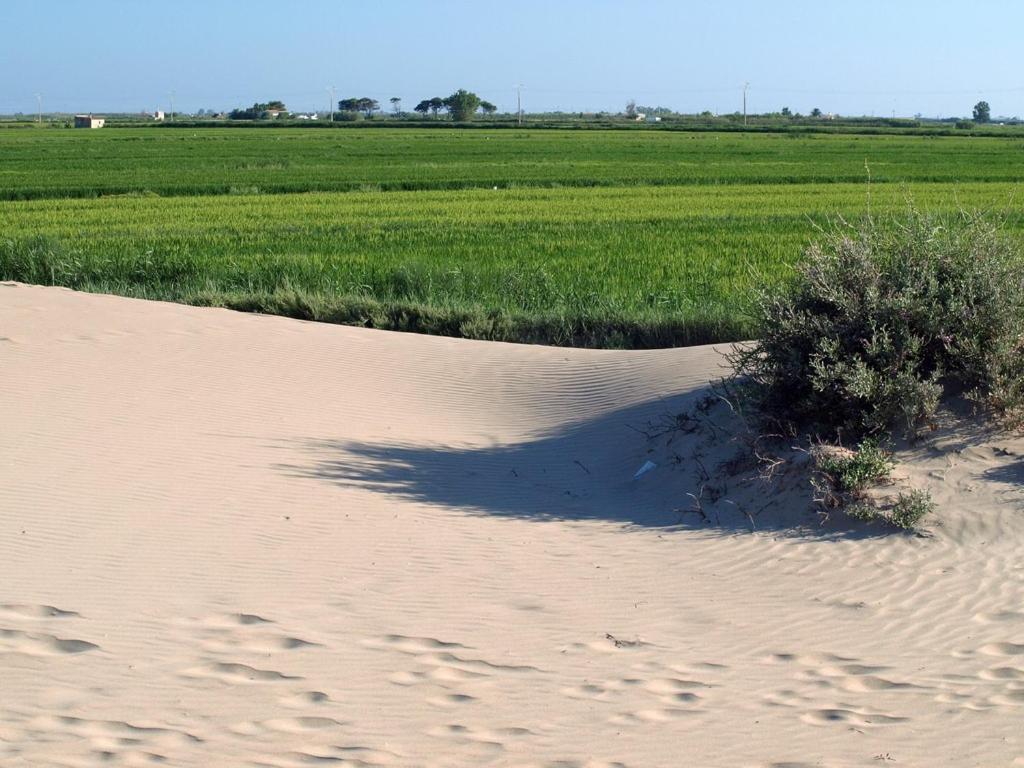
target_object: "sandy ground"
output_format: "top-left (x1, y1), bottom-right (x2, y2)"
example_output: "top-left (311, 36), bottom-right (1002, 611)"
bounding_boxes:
top-left (2, 283), bottom-right (1023, 768)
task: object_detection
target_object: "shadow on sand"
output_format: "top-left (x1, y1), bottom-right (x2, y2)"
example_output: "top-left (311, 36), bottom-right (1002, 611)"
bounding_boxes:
top-left (983, 453), bottom-right (1024, 486)
top-left (276, 388), bottom-right (896, 540)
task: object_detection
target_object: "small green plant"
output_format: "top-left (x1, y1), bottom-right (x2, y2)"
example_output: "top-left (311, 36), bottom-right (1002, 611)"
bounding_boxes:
top-left (890, 489), bottom-right (935, 529)
top-left (845, 502), bottom-right (881, 523)
top-left (832, 488), bottom-right (934, 530)
top-left (815, 439), bottom-right (893, 493)
top-left (810, 440), bottom-right (933, 529)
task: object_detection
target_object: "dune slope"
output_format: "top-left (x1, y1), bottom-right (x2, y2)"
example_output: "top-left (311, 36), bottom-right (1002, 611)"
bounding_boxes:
top-left (2, 283), bottom-right (1023, 768)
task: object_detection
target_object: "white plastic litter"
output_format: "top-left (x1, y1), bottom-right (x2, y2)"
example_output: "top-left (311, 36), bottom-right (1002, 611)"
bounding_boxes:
top-left (632, 460), bottom-right (657, 480)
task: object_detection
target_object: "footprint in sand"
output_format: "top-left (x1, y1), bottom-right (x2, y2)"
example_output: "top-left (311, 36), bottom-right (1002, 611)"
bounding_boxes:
top-left (201, 633), bottom-right (318, 654)
top-left (609, 708), bottom-right (701, 725)
top-left (800, 707), bottom-right (907, 727)
top-left (362, 633), bottom-right (470, 654)
top-left (181, 611), bottom-right (319, 656)
top-left (0, 603), bottom-right (81, 620)
top-left (279, 690), bottom-right (332, 707)
top-left (370, 633), bottom-right (540, 694)
top-left (181, 660), bottom-right (300, 683)
top-left (231, 716), bottom-right (345, 736)
top-left (979, 641), bottom-right (1024, 657)
top-left (425, 722), bottom-right (536, 754)
top-left (26, 714), bottom-right (201, 747)
top-left (766, 652), bottom-right (919, 694)
top-left (427, 693), bottom-right (478, 708)
top-left (972, 610), bottom-right (1024, 625)
top-left (980, 666), bottom-right (1024, 681)
top-left (0, 628), bottom-right (99, 656)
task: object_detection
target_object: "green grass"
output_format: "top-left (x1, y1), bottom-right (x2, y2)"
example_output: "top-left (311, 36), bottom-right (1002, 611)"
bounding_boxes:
top-left (3, 181), bottom-right (1021, 347)
top-left (4, 128), bottom-right (1024, 200)
top-left (2, 127), bottom-right (1022, 347)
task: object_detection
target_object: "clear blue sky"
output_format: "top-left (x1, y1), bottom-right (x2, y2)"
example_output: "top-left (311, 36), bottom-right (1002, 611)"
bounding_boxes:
top-left (2, 0), bottom-right (1022, 118)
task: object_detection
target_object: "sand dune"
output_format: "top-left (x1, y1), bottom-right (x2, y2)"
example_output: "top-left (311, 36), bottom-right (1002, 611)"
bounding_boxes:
top-left (2, 283), bottom-right (1023, 767)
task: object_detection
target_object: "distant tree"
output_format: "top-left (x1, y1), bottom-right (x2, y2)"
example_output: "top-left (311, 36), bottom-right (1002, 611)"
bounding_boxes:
top-left (442, 89), bottom-right (482, 121)
top-left (337, 98), bottom-right (378, 118)
top-left (229, 101), bottom-right (287, 120)
top-left (973, 101), bottom-right (991, 123)
top-left (413, 99), bottom-right (431, 117)
top-left (390, 97), bottom-right (402, 116)
top-left (356, 97), bottom-right (380, 117)
top-left (625, 100), bottom-right (638, 118)
top-left (428, 97), bottom-right (445, 117)
top-left (479, 100), bottom-right (497, 115)
top-left (637, 105), bottom-right (674, 116)
top-left (781, 106), bottom-right (792, 117)
top-left (811, 107), bottom-right (823, 118)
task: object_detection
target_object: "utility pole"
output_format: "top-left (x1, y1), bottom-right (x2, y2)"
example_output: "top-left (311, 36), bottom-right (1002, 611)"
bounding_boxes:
top-left (516, 84), bottom-right (523, 126)
top-left (35, 93), bottom-right (42, 125)
top-left (743, 82), bottom-right (749, 126)
top-left (328, 86), bottom-right (336, 122)
top-left (169, 90), bottom-right (176, 122)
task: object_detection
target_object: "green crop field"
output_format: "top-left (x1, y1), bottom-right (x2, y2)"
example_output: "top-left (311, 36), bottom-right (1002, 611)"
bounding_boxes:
top-left (2, 127), bottom-right (1022, 346)
top-left (4, 128), bottom-right (1024, 200)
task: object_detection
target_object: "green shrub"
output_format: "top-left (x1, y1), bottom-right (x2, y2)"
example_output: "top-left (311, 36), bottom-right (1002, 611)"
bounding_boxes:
top-left (890, 489), bottom-right (935, 529)
top-left (815, 439), bottom-right (893, 493)
top-left (729, 209), bottom-right (1024, 439)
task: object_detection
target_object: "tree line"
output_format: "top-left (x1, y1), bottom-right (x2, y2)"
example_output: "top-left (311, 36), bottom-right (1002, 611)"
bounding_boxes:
top-left (337, 90), bottom-right (496, 121)
top-left (228, 100), bottom-right (287, 120)
top-left (226, 95), bottom-right (997, 125)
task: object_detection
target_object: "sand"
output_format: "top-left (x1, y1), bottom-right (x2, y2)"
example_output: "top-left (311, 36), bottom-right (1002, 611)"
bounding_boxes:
top-left (2, 282), bottom-right (1023, 768)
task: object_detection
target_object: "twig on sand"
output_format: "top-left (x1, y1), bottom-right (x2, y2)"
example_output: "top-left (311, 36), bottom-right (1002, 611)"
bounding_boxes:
top-left (723, 499), bottom-right (756, 531)
top-left (605, 632), bottom-right (642, 648)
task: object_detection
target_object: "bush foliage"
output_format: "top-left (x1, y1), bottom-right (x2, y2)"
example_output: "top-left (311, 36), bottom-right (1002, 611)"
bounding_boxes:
top-left (730, 209), bottom-right (1024, 438)
top-left (814, 439), bottom-right (893, 493)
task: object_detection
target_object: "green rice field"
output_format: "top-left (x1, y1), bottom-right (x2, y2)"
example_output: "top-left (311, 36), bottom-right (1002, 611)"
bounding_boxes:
top-left (2, 128), bottom-right (1022, 346)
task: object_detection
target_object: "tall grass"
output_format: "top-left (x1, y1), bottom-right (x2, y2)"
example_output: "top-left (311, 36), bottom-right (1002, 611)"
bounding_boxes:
top-left (3, 183), bottom-right (1020, 347)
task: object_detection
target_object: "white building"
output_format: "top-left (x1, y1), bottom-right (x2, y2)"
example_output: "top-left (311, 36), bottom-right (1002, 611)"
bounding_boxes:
top-left (74, 115), bottom-right (105, 129)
